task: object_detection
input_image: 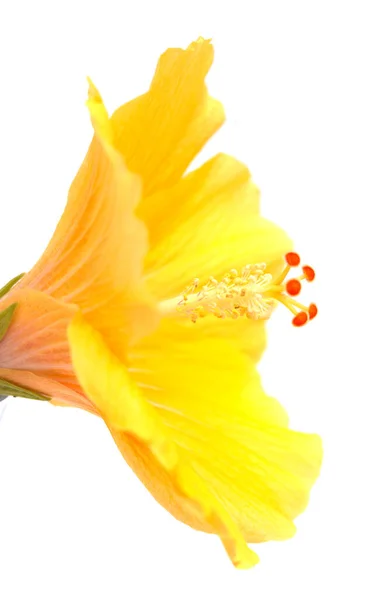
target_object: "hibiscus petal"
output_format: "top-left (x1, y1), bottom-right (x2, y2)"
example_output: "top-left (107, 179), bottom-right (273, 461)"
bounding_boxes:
top-left (152, 408), bottom-right (322, 544)
top-left (142, 154), bottom-right (292, 300)
top-left (68, 312), bottom-right (259, 568)
top-left (0, 368), bottom-right (92, 411)
top-left (19, 80), bottom-right (157, 353)
top-left (128, 317), bottom-right (288, 428)
top-left (111, 37), bottom-right (225, 197)
top-left (0, 288), bottom-right (76, 375)
top-left (122, 317), bottom-right (322, 544)
top-left (68, 312), bottom-right (178, 470)
top-left (0, 288), bottom-right (92, 409)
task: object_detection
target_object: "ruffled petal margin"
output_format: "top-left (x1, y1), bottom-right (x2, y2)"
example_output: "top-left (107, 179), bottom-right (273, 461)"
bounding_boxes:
top-left (125, 317), bottom-right (322, 545)
top-left (111, 37), bottom-right (225, 198)
top-left (68, 312), bottom-right (260, 568)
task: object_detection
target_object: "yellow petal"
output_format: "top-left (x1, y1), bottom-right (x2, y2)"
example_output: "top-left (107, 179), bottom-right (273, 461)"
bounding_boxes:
top-left (68, 312), bottom-right (259, 568)
top-left (128, 317), bottom-right (288, 428)
top-left (142, 154), bottom-right (292, 300)
top-left (121, 317), bottom-right (322, 543)
top-left (155, 408), bottom-right (322, 543)
top-left (111, 38), bottom-right (225, 197)
top-left (68, 312), bottom-right (178, 470)
top-left (69, 313), bottom-right (321, 565)
top-left (20, 80), bottom-right (157, 354)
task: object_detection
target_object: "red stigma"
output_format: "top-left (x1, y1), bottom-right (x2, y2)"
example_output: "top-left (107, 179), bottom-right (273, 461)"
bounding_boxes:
top-left (275, 251), bottom-right (317, 328)
top-left (302, 265), bottom-right (315, 282)
top-left (292, 312), bottom-right (308, 327)
top-left (285, 252), bottom-right (301, 267)
top-left (286, 279), bottom-right (302, 296)
top-left (309, 303), bottom-right (318, 320)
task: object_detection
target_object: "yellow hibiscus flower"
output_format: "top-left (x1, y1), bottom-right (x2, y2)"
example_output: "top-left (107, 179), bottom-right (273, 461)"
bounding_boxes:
top-left (0, 38), bottom-right (322, 568)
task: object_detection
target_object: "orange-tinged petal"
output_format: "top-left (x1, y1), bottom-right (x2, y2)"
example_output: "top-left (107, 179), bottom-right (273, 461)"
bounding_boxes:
top-left (0, 288), bottom-right (75, 377)
top-left (142, 154), bottom-right (292, 301)
top-left (0, 288), bottom-right (91, 409)
top-left (67, 311), bottom-right (259, 568)
top-left (19, 80), bottom-right (158, 354)
top-left (111, 38), bottom-right (225, 197)
top-left (0, 368), bottom-right (92, 412)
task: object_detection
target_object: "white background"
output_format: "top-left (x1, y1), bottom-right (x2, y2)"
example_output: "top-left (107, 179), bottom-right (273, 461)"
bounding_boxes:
top-left (0, 1), bottom-right (383, 598)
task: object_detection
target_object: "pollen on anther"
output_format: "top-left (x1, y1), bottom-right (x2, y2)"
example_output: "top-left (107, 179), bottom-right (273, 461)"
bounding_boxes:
top-left (292, 311), bottom-right (308, 327)
top-left (302, 265), bottom-right (315, 281)
top-left (286, 279), bottom-right (302, 296)
top-left (285, 252), bottom-right (301, 267)
top-left (309, 303), bottom-right (318, 320)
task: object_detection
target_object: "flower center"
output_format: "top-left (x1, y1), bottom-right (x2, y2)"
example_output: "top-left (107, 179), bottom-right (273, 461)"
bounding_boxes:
top-left (159, 252), bottom-right (317, 327)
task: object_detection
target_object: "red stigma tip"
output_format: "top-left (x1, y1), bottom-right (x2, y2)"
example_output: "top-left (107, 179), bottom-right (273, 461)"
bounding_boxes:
top-left (302, 265), bottom-right (315, 282)
top-left (309, 303), bottom-right (318, 320)
top-left (292, 311), bottom-right (308, 327)
top-left (285, 252), bottom-right (301, 267)
top-left (286, 279), bottom-right (302, 296)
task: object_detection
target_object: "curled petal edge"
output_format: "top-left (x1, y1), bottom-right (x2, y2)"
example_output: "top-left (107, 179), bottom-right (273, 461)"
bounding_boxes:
top-left (68, 312), bottom-right (259, 568)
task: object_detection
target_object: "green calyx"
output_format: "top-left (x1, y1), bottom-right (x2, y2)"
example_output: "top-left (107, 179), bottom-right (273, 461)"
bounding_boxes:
top-left (0, 272), bottom-right (25, 342)
top-left (0, 273), bottom-right (25, 299)
top-left (0, 303), bottom-right (18, 343)
top-left (0, 379), bottom-right (50, 401)
top-left (0, 273), bottom-right (50, 402)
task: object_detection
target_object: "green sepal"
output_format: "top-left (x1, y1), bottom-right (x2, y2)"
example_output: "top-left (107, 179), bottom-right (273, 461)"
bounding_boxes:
top-left (0, 274), bottom-right (49, 402)
top-left (0, 379), bottom-right (50, 401)
top-left (0, 303), bottom-right (18, 343)
top-left (0, 273), bottom-right (25, 299)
